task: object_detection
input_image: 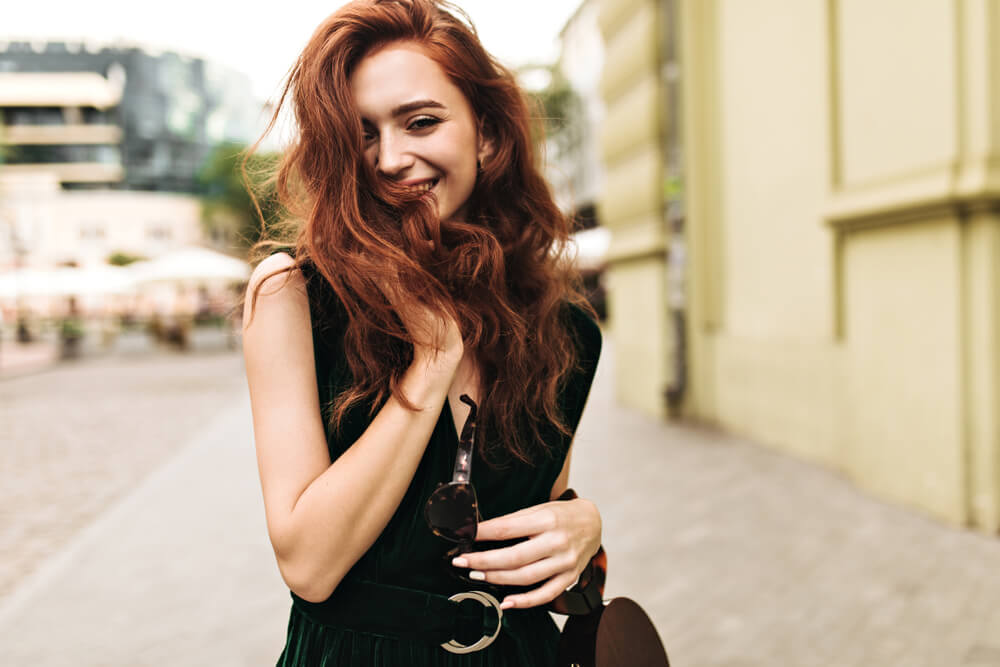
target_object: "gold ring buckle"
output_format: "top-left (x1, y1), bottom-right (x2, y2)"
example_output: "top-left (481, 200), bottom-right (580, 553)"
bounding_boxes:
top-left (440, 590), bottom-right (503, 654)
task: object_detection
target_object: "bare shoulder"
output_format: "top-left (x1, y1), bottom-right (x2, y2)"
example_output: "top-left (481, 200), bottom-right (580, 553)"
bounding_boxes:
top-left (249, 251), bottom-right (303, 297)
top-left (243, 252), bottom-right (308, 328)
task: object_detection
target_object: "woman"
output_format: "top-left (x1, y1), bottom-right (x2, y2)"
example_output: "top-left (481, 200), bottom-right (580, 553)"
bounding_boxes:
top-left (242, 0), bottom-right (603, 663)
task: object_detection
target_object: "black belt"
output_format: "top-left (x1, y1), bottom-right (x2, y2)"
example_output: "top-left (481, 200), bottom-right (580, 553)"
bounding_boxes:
top-left (291, 580), bottom-right (504, 654)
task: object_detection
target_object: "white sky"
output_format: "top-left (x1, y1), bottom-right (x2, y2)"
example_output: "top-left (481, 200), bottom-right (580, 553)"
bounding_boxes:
top-left (2, 0), bottom-right (582, 100)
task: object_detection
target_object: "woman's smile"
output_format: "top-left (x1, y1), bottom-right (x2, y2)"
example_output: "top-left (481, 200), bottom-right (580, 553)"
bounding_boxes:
top-left (402, 177), bottom-right (440, 194)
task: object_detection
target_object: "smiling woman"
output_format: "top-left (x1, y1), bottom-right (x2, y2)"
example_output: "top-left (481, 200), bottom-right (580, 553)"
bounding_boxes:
top-left (240, 1), bottom-right (603, 665)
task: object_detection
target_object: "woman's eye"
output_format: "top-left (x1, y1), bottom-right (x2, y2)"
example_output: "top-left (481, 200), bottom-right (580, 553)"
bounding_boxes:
top-left (408, 116), bottom-right (440, 131)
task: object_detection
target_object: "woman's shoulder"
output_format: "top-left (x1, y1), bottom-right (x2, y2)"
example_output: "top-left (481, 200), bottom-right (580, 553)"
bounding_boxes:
top-left (246, 251), bottom-right (304, 305)
top-left (259, 251), bottom-right (349, 340)
top-left (563, 300), bottom-right (602, 361)
top-left (249, 251), bottom-right (332, 306)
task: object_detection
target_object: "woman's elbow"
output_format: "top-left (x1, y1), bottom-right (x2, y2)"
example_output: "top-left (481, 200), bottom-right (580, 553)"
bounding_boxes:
top-left (276, 553), bottom-right (344, 603)
top-left (273, 535), bottom-right (355, 603)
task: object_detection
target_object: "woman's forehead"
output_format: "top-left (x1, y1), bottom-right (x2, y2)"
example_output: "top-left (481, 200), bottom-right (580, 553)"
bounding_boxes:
top-left (350, 42), bottom-right (466, 119)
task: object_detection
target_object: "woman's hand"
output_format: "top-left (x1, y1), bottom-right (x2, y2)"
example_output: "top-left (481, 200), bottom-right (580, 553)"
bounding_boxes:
top-left (404, 301), bottom-right (463, 365)
top-left (451, 497), bottom-right (602, 610)
top-left (376, 278), bottom-right (463, 364)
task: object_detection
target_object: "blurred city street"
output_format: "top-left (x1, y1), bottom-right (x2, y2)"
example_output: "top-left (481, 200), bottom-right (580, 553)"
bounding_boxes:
top-left (2, 337), bottom-right (1000, 666)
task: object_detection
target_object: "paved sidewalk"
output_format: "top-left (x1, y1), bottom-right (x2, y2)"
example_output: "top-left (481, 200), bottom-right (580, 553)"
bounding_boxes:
top-left (2, 341), bottom-right (1000, 665)
top-left (0, 339), bottom-right (59, 377)
top-left (576, 355), bottom-right (1000, 667)
top-left (0, 391), bottom-right (290, 666)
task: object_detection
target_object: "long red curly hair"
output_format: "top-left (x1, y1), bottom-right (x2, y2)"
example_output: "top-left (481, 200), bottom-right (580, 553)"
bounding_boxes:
top-left (246, 0), bottom-right (594, 465)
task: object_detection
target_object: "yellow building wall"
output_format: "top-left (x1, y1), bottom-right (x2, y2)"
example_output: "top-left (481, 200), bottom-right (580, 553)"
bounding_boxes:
top-left (597, 0), bottom-right (671, 417)
top-left (963, 214), bottom-right (1000, 530)
top-left (669, 0), bottom-right (1000, 531)
top-left (841, 218), bottom-right (966, 520)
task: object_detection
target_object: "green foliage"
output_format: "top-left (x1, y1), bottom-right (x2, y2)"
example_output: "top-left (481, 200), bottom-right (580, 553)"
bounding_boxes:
top-left (59, 317), bottom-right (85, 340)
top-left (107, 251), bottom-right (147, 266)
top-left (527, 67), bottom-right (583, 154)
top-left (535, 73), bottom-right (578, 137)
top-left (197, 142), bottom-right (283, 255)
top-left (663, 175), bottom-right (684, 202)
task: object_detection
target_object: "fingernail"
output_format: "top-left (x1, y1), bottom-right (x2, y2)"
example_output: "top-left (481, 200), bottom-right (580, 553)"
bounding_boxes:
top-left (451, 557), bottom-right (469, 568)
top-left (468, 570), bottom-right (486, 581)
top-left (500, 599), bottom-right (514, 610)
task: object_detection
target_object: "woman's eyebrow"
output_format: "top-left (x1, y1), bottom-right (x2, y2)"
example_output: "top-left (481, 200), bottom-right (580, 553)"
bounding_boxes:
top-left (391, 99), bottom-right (446, 117)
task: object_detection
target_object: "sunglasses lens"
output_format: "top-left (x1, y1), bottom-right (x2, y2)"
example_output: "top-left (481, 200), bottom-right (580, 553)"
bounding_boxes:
top-left (425, 483), bottom-right (478, 542)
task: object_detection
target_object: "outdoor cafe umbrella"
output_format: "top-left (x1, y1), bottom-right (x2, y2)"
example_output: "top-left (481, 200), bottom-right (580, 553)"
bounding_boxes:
top-left (571, 226), bottom-right (611, 273)
top-left (127, 246), bottom-right (251, 286)
top-left (0, 265), bottom-right (136, 301)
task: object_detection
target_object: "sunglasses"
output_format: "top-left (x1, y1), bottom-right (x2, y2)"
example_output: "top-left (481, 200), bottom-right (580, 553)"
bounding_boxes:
top-left (424, 393), bottom-right (481, 549)
top-left (423, 395), bottom-right (538, 594)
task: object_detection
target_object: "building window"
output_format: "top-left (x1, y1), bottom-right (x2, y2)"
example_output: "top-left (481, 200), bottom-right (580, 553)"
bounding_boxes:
top-left (80, 223), bottom-right (106, 240)
top-left (146, 224), bottom-right (172, 241)
top-left (3, 106), bottom-right (65, 126)
top-left (4, 144), bottom-right (121, 165)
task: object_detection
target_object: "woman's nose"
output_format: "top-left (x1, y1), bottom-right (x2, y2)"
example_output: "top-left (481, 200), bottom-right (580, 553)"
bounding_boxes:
top-left (376, 133), bottom-right (414, 177)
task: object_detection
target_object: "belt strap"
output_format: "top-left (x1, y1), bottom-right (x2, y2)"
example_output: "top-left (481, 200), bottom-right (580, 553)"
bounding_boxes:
top-left (291, 580), bottom-right (502, 648)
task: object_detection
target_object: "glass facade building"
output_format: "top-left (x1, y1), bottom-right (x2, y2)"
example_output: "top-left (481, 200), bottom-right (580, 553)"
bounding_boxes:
top-left (0, 41), bottom-right (259, 193)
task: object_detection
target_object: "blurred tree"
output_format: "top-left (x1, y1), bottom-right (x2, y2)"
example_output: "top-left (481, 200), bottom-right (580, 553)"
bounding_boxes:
top-left (197, 142), bottom-right (282, 256)
top-left (520, 68), bottom-right (584, 183)
top-left (535, 70), bottom-right (577, 136)
top-left (107, 251), bottom-right (147, 266)
top-left (528, 66), bottom-right (583, 151)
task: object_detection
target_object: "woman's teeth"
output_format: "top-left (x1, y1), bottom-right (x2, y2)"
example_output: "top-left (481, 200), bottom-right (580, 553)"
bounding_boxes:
top-left (409, 179), bottom-right (437, 192)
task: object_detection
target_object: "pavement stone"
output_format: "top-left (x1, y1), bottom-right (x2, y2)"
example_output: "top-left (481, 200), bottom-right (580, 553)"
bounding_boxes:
top-left (0, 352), bottom-right (288, 666)
top-left (1, 337), bottom-right (1000, 666)
top-left (0, 339), bottom-right (60, 377)
top-left (0, 349), bottom-right (248, 601)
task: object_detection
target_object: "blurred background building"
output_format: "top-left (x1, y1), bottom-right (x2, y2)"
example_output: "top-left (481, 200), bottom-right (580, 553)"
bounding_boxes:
top-left (0, 41), bottom-right (259, 271)
top-left (0, 40), bottom-right (261, 354)
top-left (0, 41), bottom-right (259, 192)
top-left (541, 0), bottom-right (610, 318)
top-left (588, 0), bottom-right (1000, 534)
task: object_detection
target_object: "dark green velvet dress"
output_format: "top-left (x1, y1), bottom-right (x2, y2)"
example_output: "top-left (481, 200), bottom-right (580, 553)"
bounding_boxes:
top-left (275, 263), bottom-right (602, 666)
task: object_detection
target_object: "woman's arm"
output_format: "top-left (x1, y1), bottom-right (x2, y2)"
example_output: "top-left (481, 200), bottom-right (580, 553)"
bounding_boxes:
top-left (243, 252), bottom-right (462, 603)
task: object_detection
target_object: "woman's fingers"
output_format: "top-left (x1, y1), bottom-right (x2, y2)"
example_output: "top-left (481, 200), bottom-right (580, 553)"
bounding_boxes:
top-left (373, 277), bottom-right (463, 358)
top-left (468, 555), bottom-right (573, 587)
top-left (474, 505), bottom-right (558, 542)
top-left (499, 573), bottom-right (578, 610)
top-left (457, 532), bottom-right (558, 572)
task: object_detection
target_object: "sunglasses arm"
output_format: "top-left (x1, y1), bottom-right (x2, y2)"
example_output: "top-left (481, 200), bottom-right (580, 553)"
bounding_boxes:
top-left (452, 394), bottom-right (478, 484)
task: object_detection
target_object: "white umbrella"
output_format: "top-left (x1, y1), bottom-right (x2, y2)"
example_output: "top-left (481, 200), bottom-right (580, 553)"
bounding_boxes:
top-left (0, 265), bottom-right (136, 301)
top-left (54, 265), bottom-right (136, 296)
top-left (129, 246), bottom-right (251, 285)
top-left (0, 268), bottom-right (56, 300)
top-left (571, 227), bottom-right (611, 273)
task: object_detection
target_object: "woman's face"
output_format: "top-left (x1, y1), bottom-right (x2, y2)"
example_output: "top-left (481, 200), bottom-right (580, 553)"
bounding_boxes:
top-left (350, 41), bottom-right (489, 223)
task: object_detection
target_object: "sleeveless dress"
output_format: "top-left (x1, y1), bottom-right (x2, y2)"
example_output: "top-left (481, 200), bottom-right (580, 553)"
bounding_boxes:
top-left (274, 260), bottom-right (602, 666)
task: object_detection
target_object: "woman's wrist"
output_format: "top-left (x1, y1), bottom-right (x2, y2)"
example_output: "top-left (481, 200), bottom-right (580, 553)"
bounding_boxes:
top-left (403, 346), bottom-right (463, 407)
top-left (412, 343), bottom-right (463, 373)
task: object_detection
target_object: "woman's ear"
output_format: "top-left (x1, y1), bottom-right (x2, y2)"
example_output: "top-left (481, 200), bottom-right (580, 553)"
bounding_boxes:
top-left (477, 124), bottom-right (496, 167)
